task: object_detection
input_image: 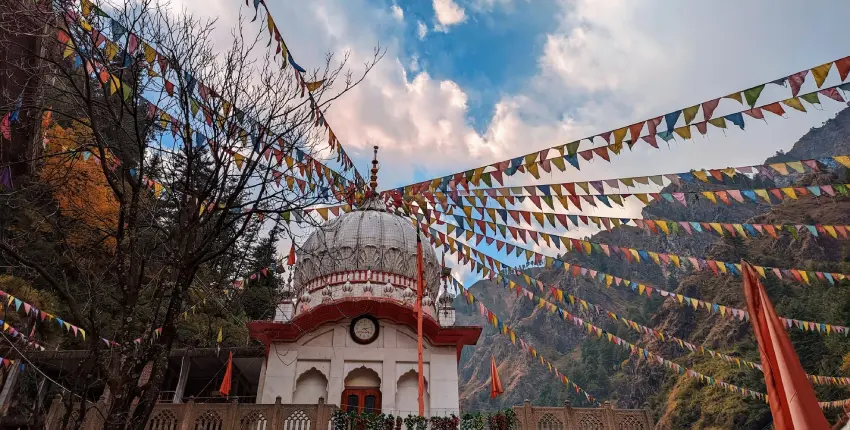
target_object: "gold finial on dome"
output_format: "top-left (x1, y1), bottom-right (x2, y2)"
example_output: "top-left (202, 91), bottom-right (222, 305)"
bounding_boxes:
top-left (369, 146), bottom-right (379, 191)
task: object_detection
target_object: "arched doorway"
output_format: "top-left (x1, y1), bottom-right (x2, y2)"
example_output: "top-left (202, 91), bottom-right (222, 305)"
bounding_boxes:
top-left (342, 367), bottom-right (381, 414)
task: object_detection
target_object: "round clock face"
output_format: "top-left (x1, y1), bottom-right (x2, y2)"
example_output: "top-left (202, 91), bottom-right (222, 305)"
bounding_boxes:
top-left (350, 316), bottom-right (379, 344)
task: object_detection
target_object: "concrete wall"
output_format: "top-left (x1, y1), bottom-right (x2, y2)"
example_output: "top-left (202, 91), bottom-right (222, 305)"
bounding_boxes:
top-left (259, 320), bottom-right (460, 415)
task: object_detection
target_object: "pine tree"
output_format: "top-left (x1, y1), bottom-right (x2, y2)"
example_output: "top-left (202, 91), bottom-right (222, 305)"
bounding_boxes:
top-left (242, 228), bottom-right (280, 320)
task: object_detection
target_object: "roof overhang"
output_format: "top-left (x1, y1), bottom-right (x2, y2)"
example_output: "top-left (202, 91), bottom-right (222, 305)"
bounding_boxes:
top-left (247, 298), bottom-right (481, 360)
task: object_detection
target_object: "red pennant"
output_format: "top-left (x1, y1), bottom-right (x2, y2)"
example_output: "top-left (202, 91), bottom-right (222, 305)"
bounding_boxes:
top-left (835, 56), bottom-right (850, 81)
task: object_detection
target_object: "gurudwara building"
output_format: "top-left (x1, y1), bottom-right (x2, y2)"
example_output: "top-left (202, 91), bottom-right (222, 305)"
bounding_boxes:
top-left (246, 194), bottom-right (482, 415)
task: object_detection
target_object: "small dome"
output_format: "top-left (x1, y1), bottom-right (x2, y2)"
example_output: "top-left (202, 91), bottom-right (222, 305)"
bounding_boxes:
top-left (295, 199), bottom-right (440, 291)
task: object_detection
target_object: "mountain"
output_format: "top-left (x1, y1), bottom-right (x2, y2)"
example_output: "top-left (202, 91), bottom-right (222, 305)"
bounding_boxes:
top-left (455, 107), bottom-right (850, 429)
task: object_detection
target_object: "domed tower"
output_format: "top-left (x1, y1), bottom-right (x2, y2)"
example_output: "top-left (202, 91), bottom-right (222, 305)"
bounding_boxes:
top-left (248, 147), bottom-right (481, 415)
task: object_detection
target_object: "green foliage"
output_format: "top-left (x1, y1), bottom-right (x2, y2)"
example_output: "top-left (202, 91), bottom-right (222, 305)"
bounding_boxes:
top-left (403, 415), bottom-right (428, 430)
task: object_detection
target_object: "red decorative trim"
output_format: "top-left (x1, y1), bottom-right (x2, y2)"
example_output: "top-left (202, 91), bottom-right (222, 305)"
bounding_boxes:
top-left (248, 298), bottom-right (481, 361)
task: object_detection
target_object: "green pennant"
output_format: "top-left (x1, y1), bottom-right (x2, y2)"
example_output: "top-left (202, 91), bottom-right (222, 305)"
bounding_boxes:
top-left (800, 92), bottom-right (820, 105)
top-left (743, 84), bottom-right (765, 107)
top-left (682, 105), bottom-right (700, 125)
top-left (481, 172), bottom-right (492, 187)
top-left (565, 141), bottom-right (580, 156)
top-left (707, 117), bottom-right (727, 129)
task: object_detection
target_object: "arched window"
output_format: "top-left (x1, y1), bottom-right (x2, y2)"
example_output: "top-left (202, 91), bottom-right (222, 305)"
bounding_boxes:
top-left (293, 368), bottom-right (329, 404)
top-left (394, 370), bottom-right (428, 416)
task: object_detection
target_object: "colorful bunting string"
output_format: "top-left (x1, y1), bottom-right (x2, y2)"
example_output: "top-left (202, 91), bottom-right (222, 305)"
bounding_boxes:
top-left (0, 319), bottom-right (47, 351)
top-left (428, 206), bottom-right (850, 286)
top-left (413, 154), bottom-right (848, 199)
top-left (494, 273), bottom-right (850, 386)
top-left (402, 181), bottom-right (850, 216)
top-left (398, 77), bottom-right (850, 195)
top-left (457, 286), bottom-right (600, 405)
top-left (0, 289), bottom-right (86, 341)
top-left (238, 0), bottom-right (364, 186)
top-left (423, 202), bottom-right (849, 242)
top-left (447, 244), bottom-right (767, 402)
top-left (416, 222), bottom-right (850, 337)
top-left (65, 10), bottom-right (359, 196)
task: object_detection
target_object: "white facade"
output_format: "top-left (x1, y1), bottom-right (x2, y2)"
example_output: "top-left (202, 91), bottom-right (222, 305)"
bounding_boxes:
top-left (256, 319), bottom-right (461, 416)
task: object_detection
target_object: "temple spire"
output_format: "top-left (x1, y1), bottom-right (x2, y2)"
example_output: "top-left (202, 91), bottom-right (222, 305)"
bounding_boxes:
top-left (369, 146), bottom-right (379, 191)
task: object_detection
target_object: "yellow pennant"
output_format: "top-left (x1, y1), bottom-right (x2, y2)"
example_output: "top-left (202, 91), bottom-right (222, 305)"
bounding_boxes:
top-left (834, 155), bottom-right (850, 168)
top-left (781, 187), bottom-right (797, 199)
top-left (673, 126), bottom-right (691, 140)
top-left (811, 62), bottom-right (833, 87)
top-left (783, 97), bottom-right (806, 112)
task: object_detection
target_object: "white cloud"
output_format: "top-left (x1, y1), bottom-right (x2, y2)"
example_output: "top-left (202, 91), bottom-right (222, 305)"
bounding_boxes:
top-left (408, 54), bottom-right (420, 72)
top-left (417, 20), bottom-right (428, 40)
top-left (160, 0), bottom-right (850, 205)
top-left (391, 4), bottom-right (404, 21)
top-left (433, 0), bottom-right (467, 29)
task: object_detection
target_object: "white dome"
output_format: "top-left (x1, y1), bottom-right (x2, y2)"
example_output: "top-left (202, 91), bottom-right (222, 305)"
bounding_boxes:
top-left (295, 199), bottom-right (440, 293)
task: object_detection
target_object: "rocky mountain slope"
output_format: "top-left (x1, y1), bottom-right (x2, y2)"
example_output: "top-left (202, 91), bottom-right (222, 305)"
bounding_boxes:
top-left (455, 107), bottom-right (850, 428)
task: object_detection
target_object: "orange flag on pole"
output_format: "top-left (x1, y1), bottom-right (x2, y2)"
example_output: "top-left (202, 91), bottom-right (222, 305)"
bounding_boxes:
top-left (742, 260), bottom-right (828, 429)
top-left (490, 356), bottom-right (504, 398)
top-left (287, 244), bottom-right (296, 265)
top-left (219, 351), bottom-right (233, 397)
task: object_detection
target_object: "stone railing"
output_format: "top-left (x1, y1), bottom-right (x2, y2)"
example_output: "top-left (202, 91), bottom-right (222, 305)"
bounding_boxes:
top-left (44, 396), bottom-right (335, 430)
top-left (513, 400), bottom-right (654, 430)
top-left (43, 397), bottom-right (652, 429)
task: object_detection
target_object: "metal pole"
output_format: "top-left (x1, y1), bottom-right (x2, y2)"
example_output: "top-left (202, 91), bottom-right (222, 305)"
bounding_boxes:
top-left (416, 225), bottom-right (425, 416)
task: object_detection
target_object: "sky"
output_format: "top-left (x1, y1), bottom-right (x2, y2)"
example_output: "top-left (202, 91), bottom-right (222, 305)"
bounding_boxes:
top-left (168, 0), bottom-right (850, 286)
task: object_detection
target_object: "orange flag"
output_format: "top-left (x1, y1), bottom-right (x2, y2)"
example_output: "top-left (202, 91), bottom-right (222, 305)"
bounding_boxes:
top-left (219, 351), bottom-right (233, 397)
top-left (490, 356), bottom-right (504, 398)
top-left (287, 244), bottom-right (296, 265)
top-left (742, 261), bottom-right (828, 429)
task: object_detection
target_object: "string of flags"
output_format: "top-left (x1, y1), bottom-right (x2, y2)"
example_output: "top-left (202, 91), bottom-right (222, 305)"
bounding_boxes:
top-left (414, 154), bottom-right (849, 199)
top-left (0, 289), bottom-right (86, 341)
top-left (418, 223), bottom-right (850, 337)
top-left (820, 398), bottom-right (850, 409)
top-left (450, 253), bottom-right (767, 402)
top-left (433, 210), bottom-right (850, 286)
top-left (239, 0), bottom-right (364, 186)
top-left (403, 181), bottom-right (850, 215)
top-left (397, 55), bottom-right (850, 194)
top-left (457, 286), bottom-right (599, 405)
top-left (67, 6), bottom-right (359, 195)
top-left (421, 201), bottom-right (850, 241)
top-left (500, 272), bottom-right (850, 386)
top-left (449, 247), bottom-right (850, 403)
top-left (0, 319), bottom-right (46, 351)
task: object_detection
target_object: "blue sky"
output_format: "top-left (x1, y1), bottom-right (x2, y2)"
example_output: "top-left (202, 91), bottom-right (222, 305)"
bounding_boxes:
top-left (173, 0), bottom-right (850, 285)
top-left (390, 0), bottom-right (562, 131)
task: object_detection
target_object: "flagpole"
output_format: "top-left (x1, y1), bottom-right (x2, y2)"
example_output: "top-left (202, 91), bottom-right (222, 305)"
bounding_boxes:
top-left (416, 224), bottom-right (425, 417)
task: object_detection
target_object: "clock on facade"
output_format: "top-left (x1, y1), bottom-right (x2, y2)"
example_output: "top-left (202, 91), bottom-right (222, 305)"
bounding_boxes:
top-left (350, 315), bottom-right (379, 345)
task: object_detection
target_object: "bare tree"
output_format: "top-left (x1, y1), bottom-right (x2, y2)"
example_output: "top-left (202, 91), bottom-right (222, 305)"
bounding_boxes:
top-left (0, 0), bottom-right (380, 427)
